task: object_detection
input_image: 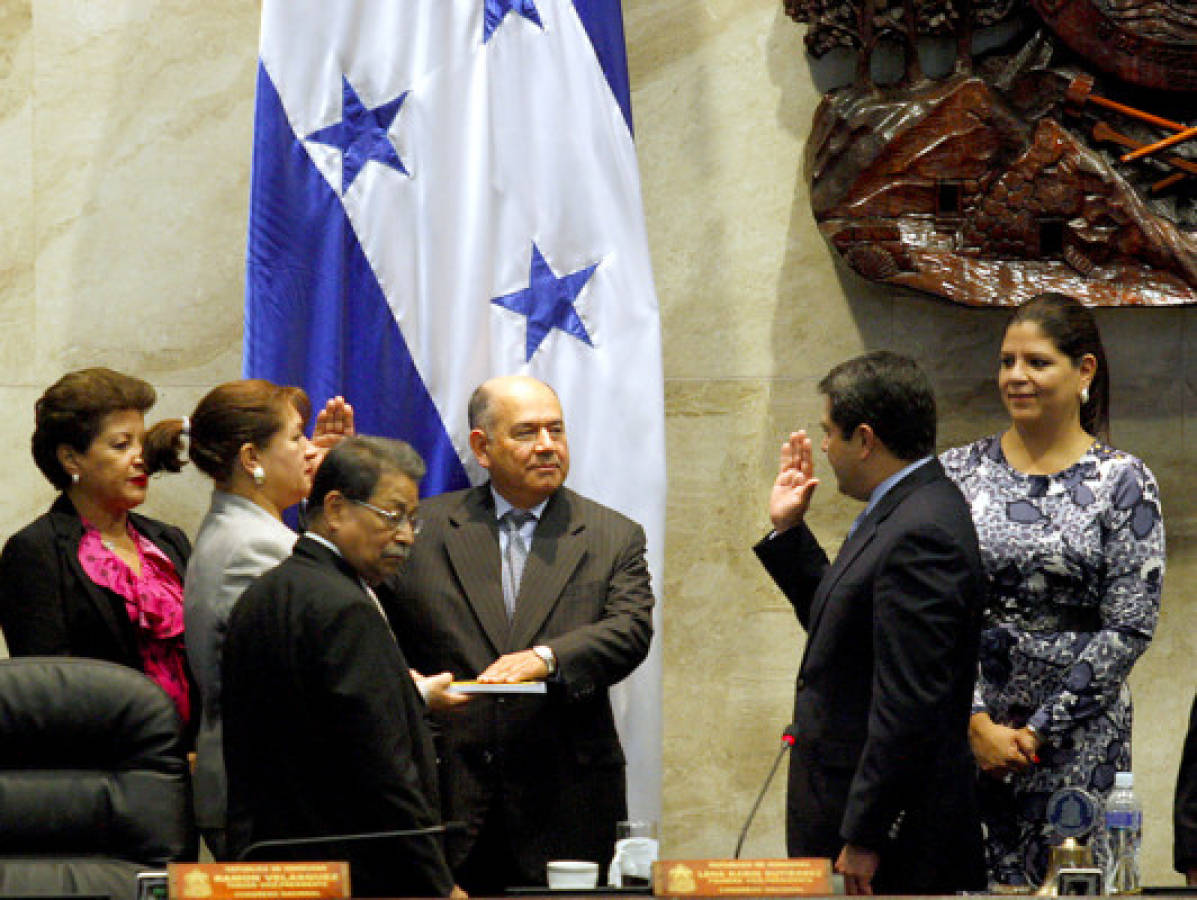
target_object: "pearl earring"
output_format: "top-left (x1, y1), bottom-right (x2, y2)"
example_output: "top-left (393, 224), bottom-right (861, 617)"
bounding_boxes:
top-left (252, 466), bottom-right (266, 486)
top-left (1080, 386), bottom-right (1090, 405)
top-left (70, 472), bottom-right (79, 485)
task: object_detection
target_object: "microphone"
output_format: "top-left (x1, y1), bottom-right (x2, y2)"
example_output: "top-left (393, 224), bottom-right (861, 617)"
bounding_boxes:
top-left (237, 822), bottom-right (467, 861)
top-left (733, 724), bottom-right (796, 858)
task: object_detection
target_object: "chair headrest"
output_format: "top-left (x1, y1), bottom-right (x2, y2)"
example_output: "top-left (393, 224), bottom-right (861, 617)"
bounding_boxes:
top-left (0, 657), bottom-right (185, 771)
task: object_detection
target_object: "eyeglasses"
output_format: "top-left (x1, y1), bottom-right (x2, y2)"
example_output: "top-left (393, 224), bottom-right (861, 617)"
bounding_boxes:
top-left (349, 499), bottom-right (423, 534)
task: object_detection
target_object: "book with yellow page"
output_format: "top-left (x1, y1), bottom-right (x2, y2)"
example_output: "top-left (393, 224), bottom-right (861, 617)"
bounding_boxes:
top-left (447, 680), bottom-right (547, 694)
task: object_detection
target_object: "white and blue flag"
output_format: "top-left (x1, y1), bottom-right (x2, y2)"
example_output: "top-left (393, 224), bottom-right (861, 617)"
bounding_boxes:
top-left (244, 0), bottom-right (665, 819)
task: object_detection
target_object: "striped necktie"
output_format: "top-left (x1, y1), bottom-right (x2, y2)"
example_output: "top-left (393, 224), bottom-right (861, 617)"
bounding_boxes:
top-left (501, 509), bottom-right (534, 619)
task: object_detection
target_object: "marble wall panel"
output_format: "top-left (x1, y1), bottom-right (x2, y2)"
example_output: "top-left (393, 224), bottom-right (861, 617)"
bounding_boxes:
top-left (664, 378), bottom-right (821, 861)
top-left (1134, 540), bottom-right (1197, 882)
top-left (0, 386), bottom-right (59, 537)
top-left (630, 2), bottom-right (862, 382)
top-left (30, 0), bottom-right (256, 386)
top-left (639, 0), bottom-right (1196, 883)
top-left (0, 1), bottom-right (35, 381)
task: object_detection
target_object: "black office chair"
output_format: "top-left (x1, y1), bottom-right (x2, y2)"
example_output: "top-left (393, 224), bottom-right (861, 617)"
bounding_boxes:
top-left (0, 657), bottom-right (195, 899)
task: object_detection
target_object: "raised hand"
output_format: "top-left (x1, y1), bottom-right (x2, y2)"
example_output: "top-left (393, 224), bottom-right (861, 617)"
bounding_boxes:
top-left (312, 395), bottom-right (356, 458)
top-left (769, 430), bottom-right (820, 533)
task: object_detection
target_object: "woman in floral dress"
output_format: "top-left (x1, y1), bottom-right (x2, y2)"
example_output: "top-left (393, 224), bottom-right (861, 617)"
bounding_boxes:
top-left (941, 293), bottom-right (1164, 888)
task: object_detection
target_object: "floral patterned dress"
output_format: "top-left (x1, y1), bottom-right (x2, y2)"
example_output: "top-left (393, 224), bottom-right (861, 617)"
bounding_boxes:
top-left (941, 436), bottom-right (1164, 887)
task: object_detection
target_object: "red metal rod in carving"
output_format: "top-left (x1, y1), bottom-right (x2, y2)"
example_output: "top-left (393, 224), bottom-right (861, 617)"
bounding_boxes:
top-left (1152, 172), bottom-right (1188, 193)
top-left (1121, 123), bottom-right (1197, 163)
top-left (1090, 96), bottom-right (1188, 132)
top-left (1092, 121), bottom-right (1197, 177)
top-left (1067, 75), bottom-right (1190, 133)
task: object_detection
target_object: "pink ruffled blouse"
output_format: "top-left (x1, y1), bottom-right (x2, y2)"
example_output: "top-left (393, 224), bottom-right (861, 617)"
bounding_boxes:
top-left (77, 520), bottom-right (191, 725)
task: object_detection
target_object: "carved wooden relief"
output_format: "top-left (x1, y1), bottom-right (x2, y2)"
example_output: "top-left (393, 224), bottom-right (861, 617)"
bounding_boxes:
top-left (1030, 0), bottom-right (1197, 92)
top-left (787, 0), bottom-right (1197, 306)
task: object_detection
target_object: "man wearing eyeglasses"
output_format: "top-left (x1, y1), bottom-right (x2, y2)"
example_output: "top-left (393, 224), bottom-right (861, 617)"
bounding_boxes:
top-left (381, 375), bottom-right (655, 895)
top-left (223, 436), bottom-right (464, 898)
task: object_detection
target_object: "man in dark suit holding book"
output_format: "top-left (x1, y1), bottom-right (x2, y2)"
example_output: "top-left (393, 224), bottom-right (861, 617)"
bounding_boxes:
top-left (383, 375), bottom-right (654, 894)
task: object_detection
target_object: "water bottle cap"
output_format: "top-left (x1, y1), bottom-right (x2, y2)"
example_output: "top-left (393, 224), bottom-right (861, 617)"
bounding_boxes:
top-left (1115, 771), bottom-right (1134, 789)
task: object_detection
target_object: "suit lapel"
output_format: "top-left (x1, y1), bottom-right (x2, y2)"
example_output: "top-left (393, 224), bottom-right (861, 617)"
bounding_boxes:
top-left (804, 519), bottom-right (876, 641)
top-left (804, 460), bottom-right (943, 642)
top-left (509, 489), bottom-right (586, 651)
top-left (443, 486), bottom-right (510, 657)
top-left (47, 496), bottom-right (136, 658)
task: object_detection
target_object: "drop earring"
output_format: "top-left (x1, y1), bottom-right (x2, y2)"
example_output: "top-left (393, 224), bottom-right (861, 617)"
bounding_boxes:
top-left (1080, 385), bottom-right (1090, 404)
top-left (70, 472), bottom-right (79, 485)
top-left (252, 466), bottom-right (266, 487)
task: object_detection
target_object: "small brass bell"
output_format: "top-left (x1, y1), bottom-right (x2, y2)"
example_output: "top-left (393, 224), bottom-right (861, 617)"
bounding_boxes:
top-left (1036, 838), bottom-right (1096, 896)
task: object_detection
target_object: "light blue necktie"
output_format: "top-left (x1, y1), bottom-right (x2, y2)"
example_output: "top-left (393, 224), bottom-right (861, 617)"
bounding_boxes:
top-left (502, 510), bottom-right (534, 620)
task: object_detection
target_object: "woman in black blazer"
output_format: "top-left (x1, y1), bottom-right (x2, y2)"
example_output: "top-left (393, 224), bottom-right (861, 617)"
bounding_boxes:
top-left (0, 368), bottom-right (192, 732)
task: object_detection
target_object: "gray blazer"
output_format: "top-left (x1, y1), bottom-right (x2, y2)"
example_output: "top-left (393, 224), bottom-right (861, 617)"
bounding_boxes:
top-left (185, 491), bottom-right (297, 835)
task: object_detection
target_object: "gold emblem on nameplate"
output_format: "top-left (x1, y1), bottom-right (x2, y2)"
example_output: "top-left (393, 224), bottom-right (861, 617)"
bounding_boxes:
top-left (666, 863), bottom-right (697, 894)
top-left (181, 869), bottom-right (213, 899)
top-left (653, 859), bottom-right (832, 896)
top-left (168, 863), bottom-right (350, 900)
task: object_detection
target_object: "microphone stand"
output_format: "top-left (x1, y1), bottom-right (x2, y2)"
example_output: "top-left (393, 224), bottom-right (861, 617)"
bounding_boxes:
top-left (733, 726), bottom-right (796, 859)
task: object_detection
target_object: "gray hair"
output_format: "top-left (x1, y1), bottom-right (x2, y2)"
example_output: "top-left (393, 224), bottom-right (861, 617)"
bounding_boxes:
top-left (308, 436), bottom-right (425, 514)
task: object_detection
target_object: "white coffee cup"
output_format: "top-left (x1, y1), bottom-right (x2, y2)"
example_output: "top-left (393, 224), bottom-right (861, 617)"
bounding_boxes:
top-left (546, 860), bottom-right (600, 890)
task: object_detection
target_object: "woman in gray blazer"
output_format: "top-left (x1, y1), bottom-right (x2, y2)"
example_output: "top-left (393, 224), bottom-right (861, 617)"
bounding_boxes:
top-left (145, 380), bottom-right (347, 858)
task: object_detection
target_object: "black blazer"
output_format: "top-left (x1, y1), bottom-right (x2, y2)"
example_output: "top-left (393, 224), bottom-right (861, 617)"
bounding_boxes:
top-left (382, 484), bottom-right (655, 885)
top-left (223, 536), bottom-right (454, 898)
top-left (1175, 693), bottom-right (1197, 876)
top-left (755, 459), bottom-right (986, 894)
top-left (0, 493), bottom-right (190, 669)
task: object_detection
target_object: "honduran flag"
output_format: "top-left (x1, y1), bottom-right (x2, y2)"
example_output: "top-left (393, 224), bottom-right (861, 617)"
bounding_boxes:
top-left (244, 0), bottom-right (666, 819)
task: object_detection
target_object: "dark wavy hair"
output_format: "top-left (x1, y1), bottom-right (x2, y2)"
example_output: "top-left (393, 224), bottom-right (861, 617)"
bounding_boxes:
top-left (819, 351), bottom-right (937, 461)
top-left (32, 369), bottom-right (157, 490)
top-left (1007, 292), bottom-right (1110, 441)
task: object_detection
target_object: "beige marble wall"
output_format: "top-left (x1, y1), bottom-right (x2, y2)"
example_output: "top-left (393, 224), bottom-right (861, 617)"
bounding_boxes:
top-left (0, 0), bottom-right (257, 532)
top-left (0, 0), bottom-right (1191, 886)
top-left (626, 0), bottom-right (1196, 885)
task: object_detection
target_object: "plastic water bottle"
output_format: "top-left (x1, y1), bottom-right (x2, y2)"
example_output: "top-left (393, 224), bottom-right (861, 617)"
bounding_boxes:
top-left (1106, 771), bottom-right (1142, 894)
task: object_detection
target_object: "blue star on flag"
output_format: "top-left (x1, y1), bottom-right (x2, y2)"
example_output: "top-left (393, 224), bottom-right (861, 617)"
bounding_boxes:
top-left (483, 0), bottom-right (543, 43)
top-left (305, 76), bottom-right (409, 194)
top-left (492, 243), bottom-right (598, 361)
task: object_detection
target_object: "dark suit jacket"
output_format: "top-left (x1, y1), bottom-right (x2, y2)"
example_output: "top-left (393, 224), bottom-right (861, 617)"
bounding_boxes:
top-left (0, 493), bottom-right (191, 669)
top-left (755, 459), bottom-right (986, 894)
top-left (382, 484), bottom-right (654, 884)
top-left (1175, 693), bottom-right (1197, 876)
top-left (223, 537), bottom-right (453, 898)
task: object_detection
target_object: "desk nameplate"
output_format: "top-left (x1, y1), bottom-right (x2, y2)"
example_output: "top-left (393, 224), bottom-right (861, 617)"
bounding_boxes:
top-left (652, 858), bottom-right (833, 896)
top-left (168, 861), bottom-right (350, 900)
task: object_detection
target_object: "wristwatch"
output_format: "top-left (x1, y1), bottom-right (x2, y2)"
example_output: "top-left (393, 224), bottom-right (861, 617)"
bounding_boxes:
top-left (532, 645), bottom-right (557, 676)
